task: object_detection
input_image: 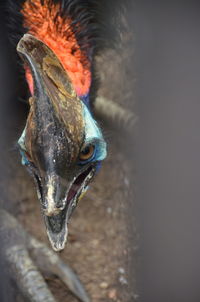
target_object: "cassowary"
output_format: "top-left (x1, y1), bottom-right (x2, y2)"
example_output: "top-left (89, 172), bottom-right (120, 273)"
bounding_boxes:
top-left (0, 0), bottom-right (132, 301)
top-left (13, 0), bottom-right (111, 252)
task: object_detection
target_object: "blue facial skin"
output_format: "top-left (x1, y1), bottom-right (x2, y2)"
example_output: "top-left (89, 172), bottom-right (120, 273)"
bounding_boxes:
top-left (18, 127), bottom-right (29, 166)
top-left (77, 101), bottom-right (106, 188)
top-left (19, 149), bottom-right (29, 166)
top-left (81, 103), bottom-right (107, 162)
top-left (80, 94), bottom-right (90, 108)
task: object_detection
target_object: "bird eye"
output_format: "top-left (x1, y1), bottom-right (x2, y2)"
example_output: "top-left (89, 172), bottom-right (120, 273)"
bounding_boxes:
top-left (79, 144), bottom-right (95, 162)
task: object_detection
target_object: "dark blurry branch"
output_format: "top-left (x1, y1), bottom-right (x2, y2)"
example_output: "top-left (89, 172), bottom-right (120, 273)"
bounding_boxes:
top-left (94, 96), bottom-right (138, 132)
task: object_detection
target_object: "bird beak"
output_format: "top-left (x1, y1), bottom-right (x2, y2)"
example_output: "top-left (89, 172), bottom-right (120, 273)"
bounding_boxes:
top-left (37, 167), bottom-right (95, 251)
top-left (17, 34), bottom-right (88, 251)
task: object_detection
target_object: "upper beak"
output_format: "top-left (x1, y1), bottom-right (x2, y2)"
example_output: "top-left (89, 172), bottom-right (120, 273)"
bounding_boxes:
top-left (40, 173), bottom-right (70, 252)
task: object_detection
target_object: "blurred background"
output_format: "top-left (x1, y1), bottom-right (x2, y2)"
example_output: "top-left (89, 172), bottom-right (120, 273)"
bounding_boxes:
top-left (131, 1), bottom-right (200, 302)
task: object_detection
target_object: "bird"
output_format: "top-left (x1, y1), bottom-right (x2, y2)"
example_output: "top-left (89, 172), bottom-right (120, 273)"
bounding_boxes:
top-left (10, 0), bottom-right (113, 253)
top-left (0, 0), bottom-right (128, 301)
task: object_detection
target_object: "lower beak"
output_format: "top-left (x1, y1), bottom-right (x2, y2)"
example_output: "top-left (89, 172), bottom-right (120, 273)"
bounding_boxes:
top-left (44, 204), bottom-right (70, 252)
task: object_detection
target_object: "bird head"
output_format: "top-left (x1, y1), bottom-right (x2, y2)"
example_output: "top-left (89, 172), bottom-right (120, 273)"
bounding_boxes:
top-left (17, 34), bottom-right (107, 251)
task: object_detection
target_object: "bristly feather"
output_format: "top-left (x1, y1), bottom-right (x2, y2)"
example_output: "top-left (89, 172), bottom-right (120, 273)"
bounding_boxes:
top-left (6, 0), bottom-right (124, 103)
top-left (53, 0), bottom-right (122, 53)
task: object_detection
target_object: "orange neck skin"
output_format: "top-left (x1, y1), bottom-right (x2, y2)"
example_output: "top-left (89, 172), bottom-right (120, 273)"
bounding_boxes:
top-left (22, 0), bottom-right (91, 97)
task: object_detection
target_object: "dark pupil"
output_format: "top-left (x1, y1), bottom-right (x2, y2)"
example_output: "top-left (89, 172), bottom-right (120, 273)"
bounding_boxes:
top-left (82, 146), bottom-right (91, 155)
